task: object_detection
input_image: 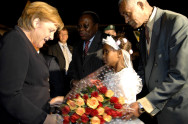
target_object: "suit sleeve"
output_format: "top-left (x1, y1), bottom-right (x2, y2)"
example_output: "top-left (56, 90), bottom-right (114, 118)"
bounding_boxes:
top-left (137, 57), bottom-right (146, 85)
top-left (48, 57), bottom-right (65, 97)
top-left (67, 45), bottom-right (80, 80)
top-left (48, 46), bottom-right (53, 55)
top-left (139, 15), bottom-right (188, 116)
top-left (0, 36), bottom-right (46, 124)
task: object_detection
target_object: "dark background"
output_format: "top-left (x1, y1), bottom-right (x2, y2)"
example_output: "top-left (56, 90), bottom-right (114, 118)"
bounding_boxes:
top-left (1, 0), bottom-right (186, 47)
top-left (0, 1), bottom-right (186, 123)
top-left (0, 0), bottom-right (187, 28)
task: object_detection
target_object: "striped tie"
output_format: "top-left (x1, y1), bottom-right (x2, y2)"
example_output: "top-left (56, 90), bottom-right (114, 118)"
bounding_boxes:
top-left (62, 45), bottom-right (69, 73)
top-left (145, 26), bottom-right (150, 44)
top-left (84, 41), bottom-right (90, 56)
top-left (145, 26), bottom-right (150, 54)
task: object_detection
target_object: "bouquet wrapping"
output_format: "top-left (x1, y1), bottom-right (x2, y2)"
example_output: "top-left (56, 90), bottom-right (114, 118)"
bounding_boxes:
top-left (60, 65), bottom-right (133, 124)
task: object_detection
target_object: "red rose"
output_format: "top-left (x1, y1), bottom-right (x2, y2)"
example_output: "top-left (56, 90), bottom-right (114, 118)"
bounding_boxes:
top-left (83, 94), bottom-right (89, 100)
top-left (73, 113), bottom-right (80, 119)
top-left (114, 103), bottom-right (122, 109)
top-left (111, 110), bottom-right (118, 118)
top-left (104, 106), bottom-right (111, 112)
top-left (116, 111), bottom-right (123, 117)
top-left (70, 113), bottom-right (80, 123)
top-left (105, 107), bottom-right (113, 115)
top-left (91, 91), bottom-right (99, 97)
top-left (97, 102), bottom-right (103, 108)
top-left (110, 97), bottom-right (118, 103)
top-left (67, 97), bottom-right (71, 100)
top-left (99, 86), bottom-right (107, 94)
top-left (75, 93), bottom-right (80, 98)
top-left (63, 116), bottom-right (70, 124)
top-left (81, 114), bottom-right (89, 123)
top-left (97, 115), bottom-right (105, 124)
top-left (62, 105), bottom-right (70, 115)
top-left (70, 116), bottom-right (77, 123)
top-left (85, 107), bottom-right (92, 115)
top-left (105, 109), bottom-right (112, 115)
top-left (90, 109), bottom-right (99, 116)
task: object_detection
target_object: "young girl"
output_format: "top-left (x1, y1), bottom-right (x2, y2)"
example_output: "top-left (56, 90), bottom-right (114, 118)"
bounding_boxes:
top-left (101, 35), bottom-right (143, 124)
top-left (65, 35), bottom-right (143, 124)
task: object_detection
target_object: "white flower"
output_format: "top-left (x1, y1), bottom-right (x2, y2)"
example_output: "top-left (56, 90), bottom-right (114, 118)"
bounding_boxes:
top-left (129, 49), bottom-right (133, 54)
top-left (123, 38), bottom-right (127, 43)
top-left (116, 40), bottom-right (121, 46)
top-left (102, 36), bottom-right (120, 50)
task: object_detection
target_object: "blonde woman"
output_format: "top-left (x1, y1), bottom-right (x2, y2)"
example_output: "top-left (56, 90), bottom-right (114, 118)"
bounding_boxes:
top-left (0, 1), bottom-right (64, 124)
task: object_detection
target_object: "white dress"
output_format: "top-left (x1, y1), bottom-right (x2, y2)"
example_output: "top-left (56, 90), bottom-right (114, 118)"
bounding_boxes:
top-left (102, 67), bottom-right (144, 124)
top-left (66, 49), bottom-right (144, 124)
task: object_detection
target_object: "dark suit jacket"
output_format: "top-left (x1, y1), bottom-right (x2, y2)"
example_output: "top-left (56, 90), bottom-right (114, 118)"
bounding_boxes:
top-left (138, 7), bottom-right (188, 124)
top-left (48, 43), bottom-right (73, 95)
top-left (40, 53), bottom-right (65, 98)
top-left (68, 31), bottom-right (107, 80)
top-left (0, 26), bottom-right (49, 124)
top-left (48, 43), bottom-right (73, 75)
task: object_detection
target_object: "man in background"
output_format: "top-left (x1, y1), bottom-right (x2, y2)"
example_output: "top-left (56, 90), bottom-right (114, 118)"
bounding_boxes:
top-left (48, 27), bottom-right (73, 96)
top-left (68, 11), bottom-right (108, 84)
top-left (104, 24), bottom-right (117, 36)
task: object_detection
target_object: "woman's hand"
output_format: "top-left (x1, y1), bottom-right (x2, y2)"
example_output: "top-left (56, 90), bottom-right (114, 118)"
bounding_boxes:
top-left (49, 96), bottom-right (64, 107)
top-left (44, 114), bottom-right (63, 124)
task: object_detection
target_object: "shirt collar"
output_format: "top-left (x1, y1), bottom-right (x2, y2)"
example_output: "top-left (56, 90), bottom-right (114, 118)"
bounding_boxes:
top-left (83, 35), bottom-right (95, 49)
top-left (89, 35), bottom-right (95, 42)
top-left (58, 42), bottom-right (67, 47)
top-left (146, 6), bottom-right (157, 31)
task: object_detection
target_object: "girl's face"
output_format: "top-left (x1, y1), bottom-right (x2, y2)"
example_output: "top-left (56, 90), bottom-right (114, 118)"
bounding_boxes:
top-left (103, 44), bottom-right (120, 68)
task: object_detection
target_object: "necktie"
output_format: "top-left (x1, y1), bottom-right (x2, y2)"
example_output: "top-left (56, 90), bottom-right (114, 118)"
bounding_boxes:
top-left (84, 41), bottom-right (90, 56)
top-left (62, 45), bottom-right (69, 73)
top-left (145, 26), bottom-right (150, 44)
top-left (145, 26), bottom-right (150, 54)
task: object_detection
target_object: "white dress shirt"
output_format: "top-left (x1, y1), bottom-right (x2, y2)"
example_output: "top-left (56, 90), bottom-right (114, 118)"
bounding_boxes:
top-left (146, 6), bottom-right (157, 53)
top-left (58, 42), bottom-right (72, 74)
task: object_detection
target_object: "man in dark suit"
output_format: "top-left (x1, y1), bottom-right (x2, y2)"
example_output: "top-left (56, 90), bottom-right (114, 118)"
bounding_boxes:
top-left (68, 11), bottom-right (107, 84)
top-left (48, 27), bottom-right (73, 95)
top-left (119, 0), bottom-right (188, 124)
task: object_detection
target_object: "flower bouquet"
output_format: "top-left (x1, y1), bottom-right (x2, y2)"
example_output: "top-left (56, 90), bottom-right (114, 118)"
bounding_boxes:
top-left (60, 85), bottom-right (128, 124)
top-left (65, 65), bottom-right (114, 100)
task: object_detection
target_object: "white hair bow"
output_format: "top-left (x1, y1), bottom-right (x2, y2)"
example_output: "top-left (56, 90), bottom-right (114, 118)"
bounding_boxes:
top-left (102, 36), bottom-right (120, 50)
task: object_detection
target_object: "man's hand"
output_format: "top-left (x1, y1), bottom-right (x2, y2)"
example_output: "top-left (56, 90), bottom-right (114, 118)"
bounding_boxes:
top-left (123, 102), bottom-right (141, 120)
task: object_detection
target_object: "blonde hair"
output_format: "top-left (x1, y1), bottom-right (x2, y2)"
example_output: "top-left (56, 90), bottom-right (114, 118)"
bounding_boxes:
top-left (18, 1), bottom-right (64, 31)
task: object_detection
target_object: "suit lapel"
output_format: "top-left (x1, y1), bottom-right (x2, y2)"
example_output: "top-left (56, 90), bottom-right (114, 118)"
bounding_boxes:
top-left (139, 27), bottom-right (148, 67)
top-left (56, 44), bottom-right (65, 59)
top-left (68, 45), bottom-right (73, 53)
top-left (145, 8), bottom-right (162, 84)
top-left (83, 32), bottom-right (102, 65)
